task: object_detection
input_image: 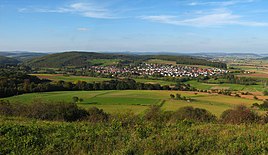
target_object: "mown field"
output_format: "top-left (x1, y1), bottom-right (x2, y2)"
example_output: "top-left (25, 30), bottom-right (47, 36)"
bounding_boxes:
top-left (229, 59), bottom-right (268, 79)
top-left (32, 74), bottom-right (176, 85)
top-left (186, 80), bottom-right (267, 92)
top-left (88, 58), bottom-right (121, 66)
top-left (32, 73), bottom-right (267, 92)
top-left (147, 59), bottom-right (212, 68)
top-left (31, 74), bottom-right (111, 83)
top-left (4, 90), bottom-right (263, 116)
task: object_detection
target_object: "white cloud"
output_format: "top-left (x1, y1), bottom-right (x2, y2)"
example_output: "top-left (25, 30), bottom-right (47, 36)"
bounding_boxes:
top-left (19, 2), bottom-right (114, 19)
top-left (141, 9), bottom-right (268, 27)
top-left (77, 27), bottom-right (89, 31)
top-left (188, 0), bottom-right (256, 7)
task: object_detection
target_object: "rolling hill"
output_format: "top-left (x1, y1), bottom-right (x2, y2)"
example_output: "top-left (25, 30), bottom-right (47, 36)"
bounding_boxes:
top-left (25, 51), bottom-right (227, 68)
top-left (0, 56), bottom-right (20, 66)
top-left (25, 51), bottom-right (140, 68)
top-left (0, 51), bottom-right (47, 60)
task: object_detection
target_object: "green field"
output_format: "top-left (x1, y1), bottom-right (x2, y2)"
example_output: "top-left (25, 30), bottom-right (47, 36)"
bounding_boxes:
top-left (147, 59), bottom-right (177, 65)
top-left (32, 72), bottom-right (268, 92)
top-left (134, 78), bottom-right (176, 85)
top-left (147, 59), bottom-right (212, 68)
top-left (186, 80), bottom-right (266, 92)
top-left (3, 90), bottom-right (262, 116)
top-left (89, 59), bottom-right (121, 66)
top-left (32, 74), bottom-right (176, 85)
top-left (32, 74), bottom-right (111, 83)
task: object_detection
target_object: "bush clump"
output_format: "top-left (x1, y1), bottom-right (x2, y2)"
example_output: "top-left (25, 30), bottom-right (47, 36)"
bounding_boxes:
top-left (0, 100), bottom-right (89, 122)
top-left (0, 100), bottom-right (28, 116)
top-left (221, 105), bottom-right (260, 124)
top-left (86, 107), bottom-right (109, 123)
top-left (171, 106), bottom-right (216, 123)
top-left (27, 102), bottom-right (88, 121)
top-left (143, 105), bottom-right (164, 122)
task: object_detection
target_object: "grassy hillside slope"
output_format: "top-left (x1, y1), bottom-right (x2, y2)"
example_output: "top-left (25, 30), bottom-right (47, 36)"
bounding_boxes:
top-left (1, 116), bottom-right (268, 154)
top-left (4, 90), bottom-right (262, 116)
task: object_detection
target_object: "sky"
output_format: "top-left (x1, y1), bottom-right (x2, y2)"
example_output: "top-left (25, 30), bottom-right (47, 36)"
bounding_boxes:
top-left (1, 0), bottom-right (268, 53)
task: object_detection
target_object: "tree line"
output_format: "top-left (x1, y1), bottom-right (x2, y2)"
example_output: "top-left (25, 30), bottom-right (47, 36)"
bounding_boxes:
top-left (197, 74), bottom-right (259, 85)
top-left (0, 66), bottom-right (194, 98)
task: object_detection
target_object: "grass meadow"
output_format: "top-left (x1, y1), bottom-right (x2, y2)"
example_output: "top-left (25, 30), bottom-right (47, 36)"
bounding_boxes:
top-left (3, 90), bottom-right (263, 116)
top-left (32, 74), bottom-right (176, 85)
top-left (186, 80), bottom-right (266, 92)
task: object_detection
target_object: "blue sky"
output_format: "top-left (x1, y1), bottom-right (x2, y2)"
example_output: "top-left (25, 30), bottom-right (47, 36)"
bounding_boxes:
top-left (1, 0), bottom-right (268, 53)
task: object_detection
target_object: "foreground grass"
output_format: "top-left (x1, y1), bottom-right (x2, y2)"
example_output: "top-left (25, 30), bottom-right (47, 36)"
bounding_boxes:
top-left (3, 90), bottom-right (261, 116)
top-left (0, 116), bottom-right (268, 154)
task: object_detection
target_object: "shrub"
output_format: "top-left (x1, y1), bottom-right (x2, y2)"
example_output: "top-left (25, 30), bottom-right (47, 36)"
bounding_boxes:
top-left (258, 100), bottom-right (268, 110)
top-left (143, 105), bottom-right (163, 122)
top-left (235, 94), bottom-right (241, 98)
top-left (27, 102), bottom-right (88, 121)
top-left (170, 94), bottom-right (175, 99)
top-left (171, 106), bottom-right (216, 122)
top-left (0, 100), bottom-right (13, 116)
top-left (72, 96), bottom-right (79, 103)
top-left (0, 100), bottom-right (28, 116)
top-left (254, 96), bottom-right (258, 100)
top-left (86, 107), bottom-right (109, 123)
top-left (111, 111), bottom-right (141, 127)
top-left (262, 112), bottom-right (268, 123)
top-left (221, 105), bottom-right (260, 124)
top-left (0, 101), bottom-right (88, 122)
top-left (252, 103), bottom-right (260, 108)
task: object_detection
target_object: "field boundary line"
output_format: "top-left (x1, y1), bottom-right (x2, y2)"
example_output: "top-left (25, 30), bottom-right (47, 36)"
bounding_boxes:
top-left (89, 90), bottom-right (117, 99)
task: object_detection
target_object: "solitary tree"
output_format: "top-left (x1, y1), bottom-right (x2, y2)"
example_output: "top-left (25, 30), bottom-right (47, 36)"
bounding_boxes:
top-left (175, 93), bottom-right (181, 100)
top-left (79, 98), bottom-right (84, 102)
top-left (254, 96), bottom-right (258, 100)
top-left (72, 96), bottom-right (79, 103)
top-left (170, 94), bottom-right (175, 99)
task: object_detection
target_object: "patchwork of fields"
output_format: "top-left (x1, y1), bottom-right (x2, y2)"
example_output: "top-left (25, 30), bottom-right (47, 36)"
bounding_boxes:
top-left (185, 80), bottom-right (266, 92)
top-left (33, 73), bottom-right (267, 92)
top-left (32, 74), bottom-right (176, 85)
top-left (4, 90), bottom-right (263, 116)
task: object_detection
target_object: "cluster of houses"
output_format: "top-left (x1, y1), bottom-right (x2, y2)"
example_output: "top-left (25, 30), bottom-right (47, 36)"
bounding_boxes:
top-left (89, 63), bottom-right (228, 78)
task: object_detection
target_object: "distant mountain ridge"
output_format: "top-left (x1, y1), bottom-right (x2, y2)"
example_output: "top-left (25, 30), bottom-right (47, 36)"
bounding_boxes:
top-left (0, 51), bottom-right (48, 60)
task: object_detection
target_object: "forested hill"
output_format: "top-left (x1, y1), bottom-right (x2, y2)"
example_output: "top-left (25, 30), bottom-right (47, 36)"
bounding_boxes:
top-left (260, 57), bottom-right (268, 60)
top-left (152, 55), bottom-right (227, 69)
top-left (25, 52), bottom-right (141, 68)
top-left (0, 56), bottom-right (20, 66)
top-left (26, 51), bottom-right (227, 69)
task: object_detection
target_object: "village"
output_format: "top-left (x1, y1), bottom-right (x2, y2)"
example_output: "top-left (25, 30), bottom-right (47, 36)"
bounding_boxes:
top-left (89, 63), bottom-right (229, 78)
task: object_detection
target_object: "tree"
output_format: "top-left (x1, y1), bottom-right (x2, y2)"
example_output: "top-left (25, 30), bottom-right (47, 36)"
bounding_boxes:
top-left (72, 96), bottom-right (79, 103)
top-left (23, 79), bottom-right (30, 92)
top-left (79, 98), bottom-right (84, 102)
top-left (221, 105), bottom-right (260, 124)
top-left (170, 94), bottom-right (175, 99)
top-left (171, 106), bottom-right (216, 122)
top-left (175, 93), bottom-right (181, 100)
top-left (263, 90), bottom-right (268, 96)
